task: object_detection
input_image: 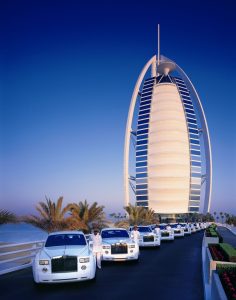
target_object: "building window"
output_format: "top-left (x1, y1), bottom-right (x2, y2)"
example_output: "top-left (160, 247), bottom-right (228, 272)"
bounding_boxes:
top-left (136, 150), bottom-right (148, 156)
top-left (137, 139), bottom-right (148, 145)
top-left (138, 119), bottom-right (149, 125)
top-left (190, 139), bottom-right (200, 145)
top-left (136, 201), bottom-right (148, 207)
top-left (136, 167), bottom-right (147, 173)
top-left (139, 114), bottom-right (150, 120)
top-left (136, 184), bottom-right (148, 189)
top-left (136, 156), bottom-right (147, 162)
top-left (136, 196), bottom-right (148, 200)
top-left (136, 173), bottom-right (148, 178)
top-left (137, 124), bottom-right (149, 130)
top-left (137, 134), bottom-right (148, 140)
top-left (137, 129), bottom-right (148, 135)
top-left (136, 178), bottom-right (148, 184)
top-left (136, 190), bottom-right (148, 195)
top-left (136, 145), bottom-right (148, 151)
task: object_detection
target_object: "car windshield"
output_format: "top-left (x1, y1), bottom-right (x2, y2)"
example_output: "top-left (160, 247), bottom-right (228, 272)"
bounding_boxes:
top-left (170, 224), bottom-right (177, 228)
top-left (138, 226), bottom-right (152, 232)
top-left (159, 225), bottom-right (167, 230)
top-left (45, 234), bottom-right (87, 247)
top-left (101, 230), bottom-right (129, 239)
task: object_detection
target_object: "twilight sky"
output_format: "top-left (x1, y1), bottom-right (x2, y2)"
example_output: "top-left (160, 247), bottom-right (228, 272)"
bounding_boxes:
top-left (0, 0), bottom-right (235, 216)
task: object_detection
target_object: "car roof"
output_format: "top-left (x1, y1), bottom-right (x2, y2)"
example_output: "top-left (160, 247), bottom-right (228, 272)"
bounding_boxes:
top-left (101, 228), bottom-right (127, 231)
top-left (48, 231), bottom-right (84, 236)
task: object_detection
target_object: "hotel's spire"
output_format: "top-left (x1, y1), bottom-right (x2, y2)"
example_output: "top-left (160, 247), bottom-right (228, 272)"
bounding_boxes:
top-left (157, 24), bottom-right (160, 66)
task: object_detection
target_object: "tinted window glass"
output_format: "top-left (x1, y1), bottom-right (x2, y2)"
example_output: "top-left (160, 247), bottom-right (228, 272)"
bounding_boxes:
top-left (136, 167), bottom-right (147, 173)
top-left (189, 128), bottom-right (199, 134)
top-left (136, 184), bottom-right (148, 189)
top-left (136, 195), bottom-right (148, 200)
top-left (136, 150), bottom-right (147, 156)
top-left (140, 100), bottom-right (151, 106)
top-left (136, 145), bottom-right (148, 151)
top-left (136, 156), bottom-right (147, 162)
top-left (136, 190), bottom-right (148, 195)
top-left (136, 173), bottom-right (148, 178)
top-left (191, 173), bottom-right (201, 178)
top-left (191, 150), bottom-right (201, 155)
top-left (45, 234), bottom-right (86, 247)
top-left (139, 114), bottom-right (150, 120)
top-left (138, 119), bottom-right (149, 125)
top-left (137, 134), bottom-right (148, 140)
top-left (189, 207), bottom-right (199, 212)
top-left (137, 226), bottom-right (152, 233)
top-left (136, 201), bottom-right (148, 207)
top-left (137, 129), bottom-right (148, 135)
top-left (136, 178), bottom-right (148, 184)
top-left (137, 139), bottom-right (148, 145)
top-left (191, 161), bottom-right (201, 167)
top-left (137, 124), bottom-right (149, 130)
top-left (139, 109), bottom-right (150, 115)
top-left (136, 161), bottom-right (147, 167)
top-left (190, 139), bottom-right (200, 145)
top-left (101, 230), bottom-right (129, 239)
top-left (187, 118), bottom-right (197, 124)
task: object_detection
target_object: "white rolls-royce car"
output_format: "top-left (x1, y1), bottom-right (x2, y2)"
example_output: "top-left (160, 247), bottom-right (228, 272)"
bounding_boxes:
top-left (130, 226), bottom-right (161, 247)
top-left (101, 228), bottom-right (139, 261)
top-left (179, 223), bottom-right (191, 235)
top-left (190, 223), bottom-right (196, 233)
top-left (159, 224), bottom-right (174, 241)
top-left (169, 223), bottom-right (185, 237)
top-left (193, 223), bottom-right (201, 231)
top-left (32, 231), bottom-right (96, 284)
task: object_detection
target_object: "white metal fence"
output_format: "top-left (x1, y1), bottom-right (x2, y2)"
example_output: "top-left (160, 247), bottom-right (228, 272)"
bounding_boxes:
top-left (0, 240), bottom-right (45, 275)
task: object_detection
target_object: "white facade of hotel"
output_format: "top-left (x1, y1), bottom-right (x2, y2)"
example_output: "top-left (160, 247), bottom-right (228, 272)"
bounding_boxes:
top-left (124, 55), bottom-right (212, 214)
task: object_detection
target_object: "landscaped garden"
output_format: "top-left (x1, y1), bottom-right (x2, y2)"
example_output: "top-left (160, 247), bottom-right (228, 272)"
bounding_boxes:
top-left (217, 265), bottom-right (236, 299)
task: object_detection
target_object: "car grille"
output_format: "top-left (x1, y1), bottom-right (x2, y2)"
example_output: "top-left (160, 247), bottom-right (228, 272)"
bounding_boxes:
top-left (174, 230), bottom-right (181, 234)
top-left (161, 232), bottom-right (169, 237)
top-left (143, 235), bottom-right (154, 242)
top-left (51, 256), bottom-right (77, 273)
top-left (111, 243), bottom-right (128, 254)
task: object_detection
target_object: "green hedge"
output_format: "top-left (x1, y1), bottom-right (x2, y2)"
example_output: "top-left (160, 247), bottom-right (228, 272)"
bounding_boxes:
top-left (219, 243), bottom-right (236, 262)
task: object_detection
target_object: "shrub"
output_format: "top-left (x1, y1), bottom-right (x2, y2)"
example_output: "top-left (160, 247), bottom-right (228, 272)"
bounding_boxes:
top-left (220, 243), bottom-right (236, 263)
top-left (209, 244), bottom-right (228, 261)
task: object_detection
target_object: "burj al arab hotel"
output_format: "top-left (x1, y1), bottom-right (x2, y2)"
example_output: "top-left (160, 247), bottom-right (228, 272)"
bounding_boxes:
top-left (124, 27), bottom-right (212, 215)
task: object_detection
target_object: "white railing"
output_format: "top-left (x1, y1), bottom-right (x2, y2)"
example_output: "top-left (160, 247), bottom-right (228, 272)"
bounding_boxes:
top-left (0, 240), bottom-right (45, 275)
top-left (0, 235), bottom-right (91, 276)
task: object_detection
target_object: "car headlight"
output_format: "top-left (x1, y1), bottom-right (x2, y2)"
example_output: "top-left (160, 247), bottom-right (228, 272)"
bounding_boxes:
top-left (39, 259), bottom-right (49, 265)
top-left (129, 244), bottom-right (136, 248)
top-left (79, 257), bottom-right (90, 263)
top-left (102, 245), bottom-right (110, 249)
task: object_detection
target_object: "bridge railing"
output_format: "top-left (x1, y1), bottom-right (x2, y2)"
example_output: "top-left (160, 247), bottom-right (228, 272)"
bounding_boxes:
top-left (0, 240), bottom-right (45, 275)
top-left (0, 235), bottom-right (91, 275)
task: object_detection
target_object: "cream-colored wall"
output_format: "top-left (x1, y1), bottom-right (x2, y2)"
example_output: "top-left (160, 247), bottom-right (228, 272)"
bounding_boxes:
top-left (148, 83), bottom-right (190, 213)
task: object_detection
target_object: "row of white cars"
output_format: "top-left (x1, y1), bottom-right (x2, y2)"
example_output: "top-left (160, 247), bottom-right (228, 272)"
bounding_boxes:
top-left (32, 222), bottom-right (207, 284)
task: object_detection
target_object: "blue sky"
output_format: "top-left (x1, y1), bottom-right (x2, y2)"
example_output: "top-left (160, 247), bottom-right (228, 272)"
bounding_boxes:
top-left (0, 0), bottom-right (235, 216)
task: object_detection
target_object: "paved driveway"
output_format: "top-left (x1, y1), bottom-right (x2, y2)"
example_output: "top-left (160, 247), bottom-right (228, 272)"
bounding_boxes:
top-left (0, 231), bottom-right (204, 300)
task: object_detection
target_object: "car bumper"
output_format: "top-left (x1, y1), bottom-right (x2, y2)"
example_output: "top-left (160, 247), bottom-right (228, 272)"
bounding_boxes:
top-left (139, 240), bottom-right (160, 247)
top-left (33, 269), bottom-right (95, 283)
top-left (161, 235), bottom-right (174, 240)
top-left (102, 252), bottom-right (139, 261)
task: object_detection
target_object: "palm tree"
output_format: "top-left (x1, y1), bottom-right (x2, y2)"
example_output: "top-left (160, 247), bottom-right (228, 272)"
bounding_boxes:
top-left (124, 204), bottom-right (157, 225)
top-left (24, 197), bottom-right (83, 233)
top-left (68, 200), bottom-right (107, 233)
top-left (0, 209), bottom-right (17, 225)
top-left (213, 211), bottom-right (217, 222)
top-left (220, 212), bottom-right (224, 224)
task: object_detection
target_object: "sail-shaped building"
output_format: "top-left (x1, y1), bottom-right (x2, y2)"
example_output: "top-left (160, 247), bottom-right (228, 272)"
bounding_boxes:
top-left (124, 35), bottom-right (212, 215)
